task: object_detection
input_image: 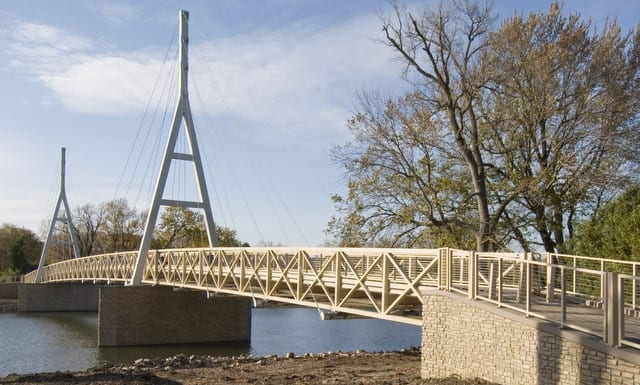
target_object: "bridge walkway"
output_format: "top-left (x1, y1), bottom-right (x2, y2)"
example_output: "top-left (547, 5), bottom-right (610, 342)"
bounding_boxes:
top-left (23, 247), bottom-right (640, 349)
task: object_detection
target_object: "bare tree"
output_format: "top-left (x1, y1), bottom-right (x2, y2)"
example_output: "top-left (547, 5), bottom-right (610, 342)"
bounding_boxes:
top-left (380, 1), bottom-right (500, 251)
top-left (73, 203), bottom-right (105, 256)
top-left (484, 2), bottom-right (640, 252)
top-left (330, 1), bottom-right (640, 253)
top-left (330, 92), bottom-right (480, 248)
top-left (100, 199), bottom-right (144, 252)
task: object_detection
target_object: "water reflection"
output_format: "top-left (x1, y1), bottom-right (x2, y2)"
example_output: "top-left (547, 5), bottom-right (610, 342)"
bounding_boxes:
top-left (0, 307), bottom-right (420, 376)
top-left (0, 313), bottom-right (98, 375)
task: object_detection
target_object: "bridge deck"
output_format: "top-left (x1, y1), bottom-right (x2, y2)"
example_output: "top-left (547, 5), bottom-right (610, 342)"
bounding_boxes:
top-left (23, 247), bottom-right (640, 349)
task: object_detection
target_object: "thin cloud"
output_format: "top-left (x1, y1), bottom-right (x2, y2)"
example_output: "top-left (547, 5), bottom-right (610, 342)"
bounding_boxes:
top-left (8, 22), bottom-right (93, 72)
top-left (92, 2), bottom-right (142, 25)
top-left (7, 21), bottom-right (167, 114)
top-left (189, 13), bottom-right (399, 146)
top-left (5, 12), bottom-right (399, 146)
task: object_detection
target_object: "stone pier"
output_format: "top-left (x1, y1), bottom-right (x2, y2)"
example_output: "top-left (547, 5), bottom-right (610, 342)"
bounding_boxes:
top-left (98, 286), bottom-right (252, 347)
top-left (0, 283), bottom-right (19, 299)
top-left (421, 290), bottom-right (640, 385)
top-left (0, 283), bottom-right (19, 312)
top-left (18, 283), bottom-right (100, 312)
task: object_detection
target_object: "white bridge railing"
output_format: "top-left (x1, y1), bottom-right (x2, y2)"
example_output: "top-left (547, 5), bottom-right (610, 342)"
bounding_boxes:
top-left (22, 247), bottom-right (640, 348)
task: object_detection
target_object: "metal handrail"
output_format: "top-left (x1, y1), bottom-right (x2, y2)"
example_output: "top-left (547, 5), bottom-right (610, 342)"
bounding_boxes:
top-left (23, 247), bottom-right (640, 348)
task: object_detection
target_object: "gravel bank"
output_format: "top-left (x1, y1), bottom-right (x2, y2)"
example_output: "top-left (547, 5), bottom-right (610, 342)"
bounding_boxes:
top-left (0, 348), bottom-right (500, 385)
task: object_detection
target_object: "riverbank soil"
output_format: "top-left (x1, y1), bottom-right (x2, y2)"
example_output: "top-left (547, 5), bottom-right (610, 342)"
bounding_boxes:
top-left (0, 350), bottom-right (499, 385)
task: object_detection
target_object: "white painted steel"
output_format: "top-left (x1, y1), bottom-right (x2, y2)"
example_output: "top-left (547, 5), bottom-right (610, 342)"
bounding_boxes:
top-left (34, 147), bottom-right (81, 283)
top-left (23, 247), bottom-right (640, 347)
top-left (131, 10), bottom-right (218, 285)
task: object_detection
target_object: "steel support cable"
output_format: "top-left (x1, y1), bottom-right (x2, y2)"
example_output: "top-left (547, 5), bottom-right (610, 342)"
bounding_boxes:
top-left (251, 161), bottom-right (311, 247)
top-left (190, 25), bottom-right (234, 112)
top-left (42, 160), bottom-right (61, 240)
top-left (249, 164), bottom-right (292, 246)
top-left (187, 49), bottom-right (234, 229)
top-left (189, 79), bottom-right (236, 230)
top-left (132, 51), bottom-right (178, 209)
top-left (128, 46), bottom-right (180, 207)
top-left (115, 25), bottom-right (178, 200)
top-left (190, 77), bottom-right (264, 243)
top-left (189, 51), bottom-right (269, 243)
top-left (188, 39), bottom-right (242, 230)
top-left (190, 30), bottom-right (310, 247)
top-left (135, 74), bottom-right (179, 210)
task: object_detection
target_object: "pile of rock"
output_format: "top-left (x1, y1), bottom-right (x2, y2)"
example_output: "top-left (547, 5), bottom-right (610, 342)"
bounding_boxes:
top-left (94, 347), bottom-right (421, 375)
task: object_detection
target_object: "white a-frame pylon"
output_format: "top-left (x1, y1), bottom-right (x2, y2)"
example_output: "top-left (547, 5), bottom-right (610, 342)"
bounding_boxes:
top-left (35, 147), bottom-right (81, 283)
top-left (130, 10), bottom-right (218, 285)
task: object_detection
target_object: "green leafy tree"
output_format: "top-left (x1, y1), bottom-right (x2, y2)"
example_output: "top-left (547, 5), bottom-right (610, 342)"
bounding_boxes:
top-left (10, 238), bottom-right (30, 273)
top-left (0, 224), bottom-right (41, 273)
top-left (568, 186), bottom-right (640, 262)
top-left (100, 199), bottom-right (144, 252)
top-left (485, 2), bottom-right (640, 252)
top-left (153, 206), bottom-right (208, 248)
top-left (217, 226), bottom-right (250, 247)
top-left (153, 206), bottom-right (247, 248)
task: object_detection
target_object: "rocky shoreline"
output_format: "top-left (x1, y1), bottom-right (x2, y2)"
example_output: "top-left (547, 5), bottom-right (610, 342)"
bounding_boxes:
top-left (1, 348), bottom-right (499, 385)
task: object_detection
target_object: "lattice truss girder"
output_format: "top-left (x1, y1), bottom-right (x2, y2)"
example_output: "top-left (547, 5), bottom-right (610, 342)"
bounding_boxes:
top-left (26, 247), bottom-right (442, 323)
top-left (138, 248), bottom-right (440, 321)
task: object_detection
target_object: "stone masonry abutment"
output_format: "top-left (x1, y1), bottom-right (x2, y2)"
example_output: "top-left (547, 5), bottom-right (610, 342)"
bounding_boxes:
top-left (18, 283), bottom-right (100, 312)
top-left (421, 289), bottom-right (640, 385)
top-left (98, 286), bottom-right (252, 347)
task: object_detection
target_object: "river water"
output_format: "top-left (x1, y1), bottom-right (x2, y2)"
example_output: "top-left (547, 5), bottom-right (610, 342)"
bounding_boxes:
top-left (0, 307), bottom-right (420, 376)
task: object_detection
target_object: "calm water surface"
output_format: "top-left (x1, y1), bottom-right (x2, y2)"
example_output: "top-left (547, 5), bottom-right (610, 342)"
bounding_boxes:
top-left (0, 308), bottom-right (420, 376)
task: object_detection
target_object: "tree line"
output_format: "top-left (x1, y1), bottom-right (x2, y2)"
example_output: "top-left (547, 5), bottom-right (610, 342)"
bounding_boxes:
top-left (0, 199), bottom-right (247, 275)
top-left (327, 1), bottom-right (640, 257)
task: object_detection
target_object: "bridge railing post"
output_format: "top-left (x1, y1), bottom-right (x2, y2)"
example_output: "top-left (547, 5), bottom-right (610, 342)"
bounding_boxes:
top-left (468, 251), bottom-right (476, 300)
top-left (446, 248), bottom-right (453, 291)
top-left (382, 253), bottom-right (390, 313)
top-left (497, 257), bottom-right (503, 306)
top-left (546, 252), bottom-right (554, 303)
top-left (633, 264), bottom-right (638, 310)
top-left (560, 266), bottom-right (566, 328)
top-left (600, 259), bottom-right (605, 301)
top-left (334, 252), bottom-right (342, 308)
top-left (517, 252), bottom-right (529, 303)
top-left (603, 271), bottom-right (622, 347)
top-left (526, 253), bottom-right (532, 316)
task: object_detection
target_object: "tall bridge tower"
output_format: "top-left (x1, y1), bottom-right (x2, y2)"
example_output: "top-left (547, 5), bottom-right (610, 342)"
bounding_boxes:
top-left (130, 10), bottom-right (218, 285)
top-left (35, 147), bottom-right (81, 283)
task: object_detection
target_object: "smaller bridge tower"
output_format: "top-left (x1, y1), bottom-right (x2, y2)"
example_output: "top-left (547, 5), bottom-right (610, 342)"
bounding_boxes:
top-left (35, 147), bottom-right (81, 283)
top-left (130, 10), bottom-right (218, 285)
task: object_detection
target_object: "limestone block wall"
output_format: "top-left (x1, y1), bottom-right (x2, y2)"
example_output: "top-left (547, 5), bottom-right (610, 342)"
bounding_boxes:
top-left (18, 283), bottom-right (100, 312)
top-left (422, 290), bottom-right (640, 385)
top-left (98, 286), bottom-right (252, 346)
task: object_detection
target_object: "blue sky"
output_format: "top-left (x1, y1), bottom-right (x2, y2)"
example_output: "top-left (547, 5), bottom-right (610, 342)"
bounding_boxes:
top-left (0, 1), bottom-right (638, 248)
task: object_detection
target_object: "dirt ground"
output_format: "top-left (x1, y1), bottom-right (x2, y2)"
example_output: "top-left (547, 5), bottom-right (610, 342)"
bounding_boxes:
top-left (0, 350), bottom-right (499, 385)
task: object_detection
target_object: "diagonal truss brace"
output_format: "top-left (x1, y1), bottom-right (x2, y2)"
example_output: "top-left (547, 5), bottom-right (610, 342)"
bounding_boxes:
top-left (130, 10), bottom-right (218, 285)
top-left (35, 147), bottom-right (81, 283)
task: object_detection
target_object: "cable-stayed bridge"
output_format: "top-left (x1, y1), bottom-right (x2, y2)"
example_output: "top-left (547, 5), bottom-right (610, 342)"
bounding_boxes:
top-left (13, 9), bottom-right (640, 383)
